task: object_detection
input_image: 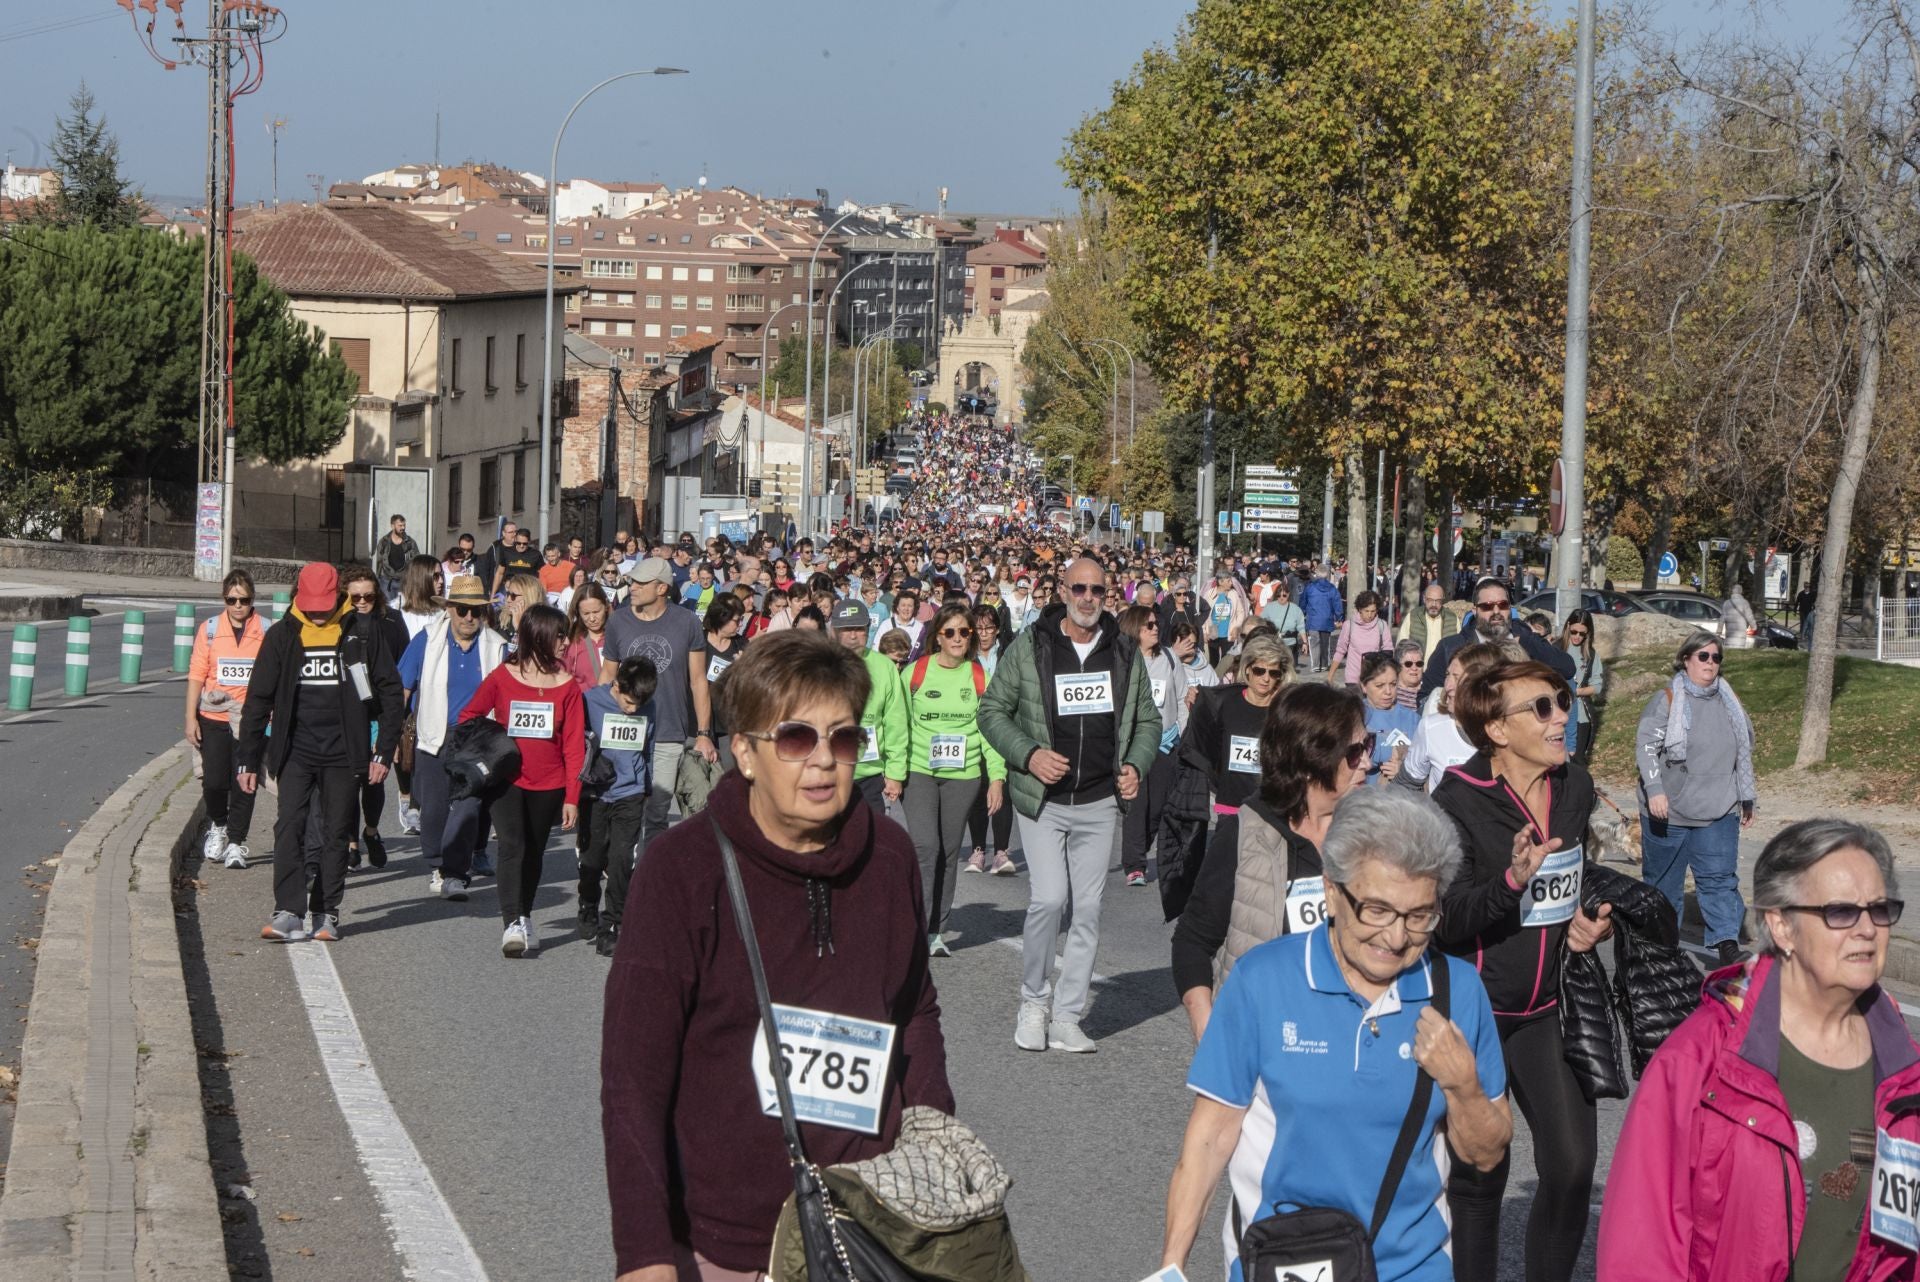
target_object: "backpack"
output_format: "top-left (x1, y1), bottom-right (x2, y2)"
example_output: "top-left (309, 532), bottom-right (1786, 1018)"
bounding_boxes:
top-left (909, 655), bottom-right (986, 697)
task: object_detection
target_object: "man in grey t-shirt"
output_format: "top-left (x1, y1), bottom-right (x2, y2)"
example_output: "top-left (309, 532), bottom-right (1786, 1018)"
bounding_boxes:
top-left (602, 557), bottom-right (716, 854)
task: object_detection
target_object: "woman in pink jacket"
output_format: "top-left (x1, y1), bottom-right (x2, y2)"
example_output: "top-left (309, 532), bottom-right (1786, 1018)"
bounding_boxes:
top-left (1598, 818), bottom-right (1920, 1282)
top-left (1328, 589), bottom-right (1395, 686)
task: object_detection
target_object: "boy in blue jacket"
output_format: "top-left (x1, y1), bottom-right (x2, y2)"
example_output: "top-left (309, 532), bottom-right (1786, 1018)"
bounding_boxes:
top-left (580, 656), bottom-right (658, 956)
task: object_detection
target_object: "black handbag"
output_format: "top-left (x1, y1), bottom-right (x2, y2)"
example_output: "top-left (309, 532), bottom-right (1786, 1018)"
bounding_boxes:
top-left (711, 815), bottom-right (920, 1282)
top-left (441, 717), bottom-right (521, 801)
top-left (1237, 954), bottom-right (1450, 1282)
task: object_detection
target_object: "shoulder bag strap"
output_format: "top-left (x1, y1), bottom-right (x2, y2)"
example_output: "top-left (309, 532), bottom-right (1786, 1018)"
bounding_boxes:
top-left (709, 812), bottom-right (809, 1166)
top-left (1367, 951), bottom-right (1450, 1241)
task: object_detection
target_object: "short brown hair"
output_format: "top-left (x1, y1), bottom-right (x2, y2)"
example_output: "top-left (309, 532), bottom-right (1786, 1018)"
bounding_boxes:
top-left (1453, 659), bottom-right (1569, 752)
top-left (1441, 642), bottom-right (1506, 715)
top-left (1259, 684), bottom-right (1366, 822)
top-left (928, 601), bottom-right (978, 661)
top-left (720, 628), bottom-right (872, 735)
top-left (222, 568), bottom-right (255, 597)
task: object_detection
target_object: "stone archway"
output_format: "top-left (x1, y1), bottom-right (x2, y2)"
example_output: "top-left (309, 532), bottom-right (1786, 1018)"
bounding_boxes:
top-left (935, 313), bottom-right (1025, 424)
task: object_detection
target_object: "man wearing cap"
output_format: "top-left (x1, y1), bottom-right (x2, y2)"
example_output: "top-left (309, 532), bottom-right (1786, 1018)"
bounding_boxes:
top-left (601, 556), bottom-right (717, 854)
top-left (829, 600), bottom-right (910, 814)
top-left (237, 562), bottom-right (405, 942)
top-left (397, 575), bottom-right (505, 902)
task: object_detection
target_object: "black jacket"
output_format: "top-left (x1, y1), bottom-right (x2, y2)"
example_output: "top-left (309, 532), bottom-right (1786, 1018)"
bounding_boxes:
top-left (1432, 751), bottom-right (1595, 1018)
top-left (236, 602), bottom-right (405, 778)
top-left (1416, 614), bottom-right (1576, 708)
top-left (1559, 862), bottom-right (1700, 1102)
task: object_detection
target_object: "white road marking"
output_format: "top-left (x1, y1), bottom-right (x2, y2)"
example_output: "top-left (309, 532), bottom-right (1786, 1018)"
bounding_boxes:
top-left (287, 943), bottom-right (491, 1281)
top-left (0, 675), bottom-right (186, 724)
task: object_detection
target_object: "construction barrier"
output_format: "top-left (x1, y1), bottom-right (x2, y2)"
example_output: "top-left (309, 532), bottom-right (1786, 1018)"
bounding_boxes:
top-left (173, 603), bottom-right (195, 673)
top-left (8, 623), bottom-right (34, 711)
top-left (64, 615), bottom-right (90, 697)
top-left (121, 609), bottom-right (145, 686)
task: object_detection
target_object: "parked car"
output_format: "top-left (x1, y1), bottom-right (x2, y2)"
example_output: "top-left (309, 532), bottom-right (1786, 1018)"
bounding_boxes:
top-left (1516, 589), bottom-right (1649, 618)
top-left (1631, 590), bottom-right (1799, 649)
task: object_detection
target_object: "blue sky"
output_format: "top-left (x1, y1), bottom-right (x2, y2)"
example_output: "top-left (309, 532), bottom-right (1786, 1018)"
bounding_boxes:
top-left (0, 1), bottom-right (1828, 215)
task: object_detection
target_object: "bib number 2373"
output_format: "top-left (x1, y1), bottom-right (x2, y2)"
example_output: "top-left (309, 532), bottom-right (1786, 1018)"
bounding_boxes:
top-left (1055, 671), bottom-right (1114, 716)
top-left (508, 700), bottom-right (554, 739)
top-left (1520, 843), bottom-right (1582, 928)
top-left (1872, 1129), bottom-right (1920, 1251)
top-left (751, 1004), bottom-right (896, 1135)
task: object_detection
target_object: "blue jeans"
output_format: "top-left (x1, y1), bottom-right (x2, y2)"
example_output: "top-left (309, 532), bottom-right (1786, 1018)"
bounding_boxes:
top-left (1640, 808), bottom-right (1744, 947)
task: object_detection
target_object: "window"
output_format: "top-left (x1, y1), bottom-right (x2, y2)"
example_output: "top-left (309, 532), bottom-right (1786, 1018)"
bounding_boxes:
top-left (643, 352), bottom-right (663, 366)
top-left (646, 265), bottom-right (664, 280)
top-left (585, 258), bottom-right (637, 280)
top-left (645, 294), bottom-right (662, 308)
top-left (564, 294), bottom-right (579, 313)
top-left (484, 336), bottom-right (497, 392)
top-left (964, 266), bottom-right (975, 278)
top-left (671, 294), bottom-right (688, 310)
top-left (495, 232), bottom-right (512, 243)
top-left (991, 266), bottom-right (1005, 279)
top-left (726, 294), bottom-right (762, 313)
top-left (679, 234), bottom-right (691, 243)
top-left (771, 267), bottom-right (784, 282)
top-left (592, 229), bottom-right (606, 240)
top-left (696, 325), bottom-right (712, 334)
top-left (696, 267), bottom-right (714, 282)
top-left (698, 212), bottom-right (720, 225)
top-left (526, 235), bottom-right (546, 249)
top-left (616, 292), bottom-right (635, 306)
top-left (447, 463), bottom-right (462, 528)
top-left (460, 231), bottom-right (477, 240)
top-left (587, 320), bottom-right (609, 336)
top-left (618, 233), bottom-right (636, 246)
top-left (614, 320), bottom-right (633, 337)
top-left (670, 324), bottom-right (688, 338)
top-left (672, 266), bottom-right (690, 281)
top-left (480, 456), bottom-right (500, 516)
top-left (330, 337), bottom-right (370, 394)
top-left (644, 323), bottom-right (662, 338)
top-left (792, 292), bottom-right (803, 306)
top-left (557, 235), bottom-right (573, 246)
top-left (515, 334), bottom-right (526, 388)
top-left (512, 450), bottom-right (527, 513)
top-left (695, 296), bottom-right (713, 311)
top-left (450, 338), bottom-right (462, 394)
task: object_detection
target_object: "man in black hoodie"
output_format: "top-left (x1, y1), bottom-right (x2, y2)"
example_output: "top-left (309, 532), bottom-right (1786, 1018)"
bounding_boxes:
top-left (237, 562), bottom-right (404, 943)
top-left (1417, 577), bottom-right (1576, 708)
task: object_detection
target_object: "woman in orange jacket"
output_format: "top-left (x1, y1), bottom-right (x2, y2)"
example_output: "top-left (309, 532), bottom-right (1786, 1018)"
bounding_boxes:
top-left (186, 569), bottom-right (269, 869)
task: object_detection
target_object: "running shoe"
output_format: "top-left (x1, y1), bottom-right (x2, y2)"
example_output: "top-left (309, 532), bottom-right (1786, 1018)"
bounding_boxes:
top-left (501, 920), bottom-right (527, 958)
top-left (347, 843), bottom-right (362, 870)
top-left (310, 914), bottom-right (340, 943)
top-left (471, 849), bottom-right (494, 877)
top-left (1047, 1020), bottom-right (1097, 1053)
top-left (596, 923), bottom-right (619, 958)
top-left (989, 851), bottom-right (1018, 876)
top-left (223, 843), bottom-right (250, 870)
top-left (578, 900), bottom-right (600, 941)
top-left (398, 803), bottom-right (421, 835)
top-left (928, 933), bottom-right (952, 958)
top-left (520, 915), bottom-right (540, 955)
top-left (1125, 870), bottom-right (1146, 888)
top-left (202, 824), bottom-right (228, 863)
top-left (964, 848), bottom-right (987, 874)
top-left (362, 829), bottom-right (388, 869)
top-left (1015, 1001), bottom-right (1049, 1052)
top-left (261, 910), bottom-right (307, 942)
top-left (428, 870), bottom-right (444, 896)
top-left (440, 876), bottom-right (469, 902)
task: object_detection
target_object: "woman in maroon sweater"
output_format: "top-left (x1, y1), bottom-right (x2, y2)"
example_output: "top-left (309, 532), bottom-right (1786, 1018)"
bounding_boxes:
top-left (602, 630), bottom-right (954, 1282)
top-left (460, 605), bottom-right (585, 958)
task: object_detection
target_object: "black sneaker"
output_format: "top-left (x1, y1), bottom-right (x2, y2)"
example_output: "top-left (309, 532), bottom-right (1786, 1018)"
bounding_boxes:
top-left (363, 829), bottom-right (388, 869)
top-left (1715, 939), bottom-right (1751, 967)
top-left (347, 842), bottom-right (363, 870)
top-left (578, 900), bottom-right (600, 942)
top-left (596, 924), bottom-right (619, 957)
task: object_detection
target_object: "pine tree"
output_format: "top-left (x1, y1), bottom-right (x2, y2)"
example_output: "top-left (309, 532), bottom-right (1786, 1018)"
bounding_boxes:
top-left (48, 84), bottom-right (139, 230)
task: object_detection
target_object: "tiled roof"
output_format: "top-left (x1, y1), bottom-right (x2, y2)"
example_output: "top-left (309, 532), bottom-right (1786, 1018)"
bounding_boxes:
top-left (237, 203), bottom-right (564, 301)
top-left (667, 332), bottom-right (724, 354)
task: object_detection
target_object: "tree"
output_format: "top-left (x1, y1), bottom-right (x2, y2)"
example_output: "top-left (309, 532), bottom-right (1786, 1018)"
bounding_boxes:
top-left (46, 84), bottom-right (139, 230)
top-left (0, 225), bottom-right (354, 475)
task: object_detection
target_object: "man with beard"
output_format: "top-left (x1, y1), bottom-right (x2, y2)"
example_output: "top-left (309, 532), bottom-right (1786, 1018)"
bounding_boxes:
top-left (1416, 576), bottom-right (1576, 708)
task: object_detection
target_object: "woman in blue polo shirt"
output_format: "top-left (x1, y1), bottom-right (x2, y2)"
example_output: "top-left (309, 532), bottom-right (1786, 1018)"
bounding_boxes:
top-left (1159, 786), bottom-right (1512, 1282)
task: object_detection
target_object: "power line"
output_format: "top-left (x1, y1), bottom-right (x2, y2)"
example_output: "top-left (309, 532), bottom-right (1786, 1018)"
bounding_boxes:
top-left (0, 13), bottom-right (118, 44)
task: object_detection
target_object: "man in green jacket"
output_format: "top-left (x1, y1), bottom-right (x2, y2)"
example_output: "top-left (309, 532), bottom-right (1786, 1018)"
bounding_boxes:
top-left (978, 554), bottom-right (1161, 1054)
top-left (832, 601), bottom-right (909, 814)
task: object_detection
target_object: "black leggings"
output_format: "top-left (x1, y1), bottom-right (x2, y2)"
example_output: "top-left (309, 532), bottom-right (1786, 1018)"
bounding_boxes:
top-left (1447, 1011), bottom-right (1597, 1282)
top-left (492, 785), bottom-right (565, 927)
top-left (966, 761), bottom-right (1012, 853)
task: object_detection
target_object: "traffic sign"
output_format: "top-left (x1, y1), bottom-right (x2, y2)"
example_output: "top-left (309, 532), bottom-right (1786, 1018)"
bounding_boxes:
top-left (1244, 465), bottom-right (1285, 478)
top-left (1217, 511), bottom-right (1231, 534)
top-left (1140, 510), bottom-right (1165, 533)
top-left (1230, 511), bottom-right (1243, 534)
top-left (1109, 503), bottom-right (1122, 528)
top-left (1078, 496), bottom-right (1094, 512)
top-left (1548, 459), bottom-right (1566, 536)
top-left (1242, 492), bottom-right (1301, 507)
top-left (1658, 551), bottom-right (1679, 579)
top-left (1244, 520), bottom-right (1300, 535)
top-left (1243, 477), bottom-right (1297, 493)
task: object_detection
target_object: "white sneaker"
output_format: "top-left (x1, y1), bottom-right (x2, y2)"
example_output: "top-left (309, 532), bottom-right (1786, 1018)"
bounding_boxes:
top-left (202, 824), bottom-right (228, 862)
top-left (501, 920), bottom-right (527, 958)
top-left (520, 915), bottom-right (539, 954)
top-left (441, 877), bottom-right (469, 902)
top-left (1015, 1001), bottom-right (1049, 1052)
top-left (428, 870), bottom-right (445, 896)
top-left (1047, 1020), bottom-right (1097, 1053)
top-left (399, 804), bottom-right (421, 835)
top-left (223, 843), bottom-right (250, 870)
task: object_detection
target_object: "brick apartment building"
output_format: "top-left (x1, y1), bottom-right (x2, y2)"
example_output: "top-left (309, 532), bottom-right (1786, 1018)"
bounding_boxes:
top-left (964, 228), bottom-right (1049, 320)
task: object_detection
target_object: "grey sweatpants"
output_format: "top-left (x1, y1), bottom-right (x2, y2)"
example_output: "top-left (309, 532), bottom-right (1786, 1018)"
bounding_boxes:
top-left (903, 772), bottom-right (981, 936)
top-left (1017, 795), bottom-right (1120, 1024)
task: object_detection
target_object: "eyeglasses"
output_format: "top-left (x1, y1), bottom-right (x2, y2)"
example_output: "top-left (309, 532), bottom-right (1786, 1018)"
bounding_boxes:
top-left (1476, 599), bottom-right (1512, 612)
top-left (505, 591), bottom-right (523, 601)
top-left (1690, 650), bottom-right (1724, 664)
top-left (940, 626), bottom-right (973, 638)
top-left (449, 603), bottom-right (485, 618)
top-left (1344, 732), bottom-right (1378, 770)
top-left (1566, 628), bottom-right (1588, 639)
top-left (740, 722), bottom-right (869, 764)
top-left (224, 595), bottom-right (252, 605)
top-left (1064, 582), bottom-right (1102, 597)
top-left (348, 592), bottom-right (377, 604)
top-left (1245, 664), bottom-right (1282, 679)
top-left (1503, 688), bottom-right (1574, 722)
top-left (1141, 620), bottom-right (1159, 629)
top-left (1334, 881), bottom-right (1442, 935)
top-left (1783, 899), bottom-right (1905, 929)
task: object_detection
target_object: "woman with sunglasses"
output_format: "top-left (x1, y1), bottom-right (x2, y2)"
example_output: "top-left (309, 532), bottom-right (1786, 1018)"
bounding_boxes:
top-left (1635, 630), bottom-right (1758, 968)
top-left (1393, 638), bottom-right (1425, 710)
top-left (187, 569), bottom-right (268, 870)
top-left (904, 602), bottom-right (1006, 955)
top-left (1555, 609), bottom-right (1603, 759)
top-left (460, 604), bottom-right (585, 957)
top-left (602, 629), bottom-right (955, 1282)
top-left (500, 572), bottom-right (544, 654)
top-left (1116, 605), bottom-right (1187, 889)
top-left (1360, 651), bottom-right (1420, 786)
top-left (1600, 819), bottom-right (1918, 1282)
top-left (1432, 659), bottom-right (1610, 1282)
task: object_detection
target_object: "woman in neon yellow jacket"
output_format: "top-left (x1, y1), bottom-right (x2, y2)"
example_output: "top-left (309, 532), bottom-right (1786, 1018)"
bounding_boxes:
top-left (904, 601), bottom-right (1007, 956)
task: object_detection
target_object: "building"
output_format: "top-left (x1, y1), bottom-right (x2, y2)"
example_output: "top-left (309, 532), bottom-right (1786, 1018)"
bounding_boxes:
top-left (964, 229), bottom-right (1049, 320)
top-left (233, 202), bottom-right (579, 555)
top-left (1, 163), bottom-right (58, 203)
top-left (833, 220), bottom-right (940, 352)
top-left (560, 332), bottom-right (672, 542)
top-left (553, 178), bottom-right (667, 223)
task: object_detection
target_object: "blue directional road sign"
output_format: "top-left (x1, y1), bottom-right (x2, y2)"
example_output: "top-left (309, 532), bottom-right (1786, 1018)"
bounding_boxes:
top-left (1110, 503), bottom-right (1121, 528)
top-left (1078, 496), bottom-right (1095, 512)
top-left (1230, 511), bottom-right (1244, 534)
top-left (1217, 511), bottom-right (1231, 534)
top-left (1658, 551), bottom-right (1679, 579)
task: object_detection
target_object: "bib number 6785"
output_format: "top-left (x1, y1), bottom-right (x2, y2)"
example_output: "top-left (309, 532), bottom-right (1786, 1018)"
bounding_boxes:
top-left (773, 1042), bottom-right (873, 1096)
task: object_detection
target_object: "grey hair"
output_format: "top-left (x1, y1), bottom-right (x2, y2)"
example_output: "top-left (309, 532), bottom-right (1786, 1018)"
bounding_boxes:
top-left (1239, 633), bottom-right (1291, 680)
top-left (1673, 629), bottom-right (1721, 673)
top-left (1394, 638), bottom-right (1425, 664)
top-left (1751, 818), bottom-right (1900, 957)
top-left (1322, 786), bottom-right (1465, 894)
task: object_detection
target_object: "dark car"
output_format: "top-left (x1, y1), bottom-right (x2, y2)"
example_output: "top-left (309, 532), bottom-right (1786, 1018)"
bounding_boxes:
top-left (1631, 590), bottom-right (1799, 649)
top-left (1516, 589), bottom-right (1649, 618)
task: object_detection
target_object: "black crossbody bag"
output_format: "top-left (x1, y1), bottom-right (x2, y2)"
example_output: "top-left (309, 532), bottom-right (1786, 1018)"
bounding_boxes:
top-left (1236, 954), bottom-right (1450, 1282)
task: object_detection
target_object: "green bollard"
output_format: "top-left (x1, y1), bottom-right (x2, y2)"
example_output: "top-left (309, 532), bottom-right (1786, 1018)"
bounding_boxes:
top-left (120, 609), bottom-right (145, 686)
top-left (272, 590), bottom-right (290, 622)
top-left (8, 623), bottom-right (35, 711)
top-left (64, 616), bottom-right (91, 697)
top-left (173, 603), bottom-right (195, 673)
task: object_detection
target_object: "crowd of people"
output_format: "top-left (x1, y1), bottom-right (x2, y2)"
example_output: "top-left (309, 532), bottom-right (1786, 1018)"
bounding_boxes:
top-left (182, 409), bottom-right (1903, 1282)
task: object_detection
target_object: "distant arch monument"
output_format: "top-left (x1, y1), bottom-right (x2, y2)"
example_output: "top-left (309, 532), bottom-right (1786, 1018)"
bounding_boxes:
top-left (935, 312), bottom-right (1025, 424)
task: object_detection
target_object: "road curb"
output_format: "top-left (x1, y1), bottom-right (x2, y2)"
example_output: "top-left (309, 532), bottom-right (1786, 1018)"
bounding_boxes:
top-left (0, 744), bottom-right (225, 1280)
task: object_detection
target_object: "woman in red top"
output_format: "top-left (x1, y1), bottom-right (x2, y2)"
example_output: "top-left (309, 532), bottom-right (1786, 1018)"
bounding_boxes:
top-left (461, 604), bottom-right (586, 958)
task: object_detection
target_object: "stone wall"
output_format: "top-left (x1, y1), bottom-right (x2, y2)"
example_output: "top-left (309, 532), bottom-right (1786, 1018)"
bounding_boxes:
top-left (0, 539), bottom-right (304, 585)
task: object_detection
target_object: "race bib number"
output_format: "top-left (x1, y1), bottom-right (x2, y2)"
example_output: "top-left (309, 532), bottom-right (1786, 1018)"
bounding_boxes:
top-left (600, 713), bottom-right (647, 752)
top-left (1212, 598), bottom-right (1232, 621)
top-left (1228, 735), bottom-right (1261, 774)
top-left (346, 661), bottom-right (372, 701)
top-left (706, 654), bottom-right (732, 683)
top-left (1150, 677), bottom-right (1168, 706)
top-left (751, 1004), bottom-right (896, 1135)
top-left (1520, 843), bottom-right (1583, 928)
top-left (928, 734), bottom-right (966, 770)
top-left (215, 657), bottom-right (254, 686)
top-left (1054, 671), bottom-right (1114, 715)
top-left (1285, 876), bottom-right (1328, 934)
top-left (507, 700), bottom-right (554, 739)
top-left (859, 724), bottom-right (880, 764)
top-left (1873, 1129), bottom-right (1920, 1251)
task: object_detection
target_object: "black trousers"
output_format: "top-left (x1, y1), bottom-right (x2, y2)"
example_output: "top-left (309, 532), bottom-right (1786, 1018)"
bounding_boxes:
top-left (579, 791), bottom-right (646, 928)
top-left (273, 757), bottom-right (355, 918)
top-left (856, 773), bottom-right (889, 815)
top-left (411, 748), bottom-right (483, 881)
top-left (965, 762), bottom-right (1012, 853)
top-left (1120, 750), bottom-right (1177, 876)
top-left (1447, 1011), bottom-right (1597, 1282)
top-left (492, 785), bottom-right (565, 927)
top-left (197, 714), bottom-right (255, 842)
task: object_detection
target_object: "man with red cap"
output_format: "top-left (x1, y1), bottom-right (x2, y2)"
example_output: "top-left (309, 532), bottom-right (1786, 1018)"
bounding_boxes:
top-left (237, 562), bottom-right (404, 942)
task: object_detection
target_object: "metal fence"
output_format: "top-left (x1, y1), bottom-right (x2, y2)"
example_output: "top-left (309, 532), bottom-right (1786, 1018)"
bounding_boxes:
top-left (1876, 597), bottom-right (1920, 663)
top-left (84, 476), bottom-right (343, 563)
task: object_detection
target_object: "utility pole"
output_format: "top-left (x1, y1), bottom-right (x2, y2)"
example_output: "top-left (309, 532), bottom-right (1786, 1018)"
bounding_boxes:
top-left (1198, 224), bottom-right (1219, 573)
top-left (1373, 450), bottom-right (1385, 579)
top-left (1322, 471), bottom-right (1336, 566)
top-left (265, 115), bottom-right (288, 207)
top-left (1554, 0), bottom-right (1598, 620)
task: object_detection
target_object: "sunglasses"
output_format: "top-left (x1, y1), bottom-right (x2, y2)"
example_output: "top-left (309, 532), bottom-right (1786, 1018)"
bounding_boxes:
top-left (1503, 688), bottom-right (1574, 722)
top-left (348, 592), bottom-right (377, 604)
top-left (1476, 599), bottom-right (1512, 612)
top-left (1566, 628), bottom-right (1588, 638)
top-left (740, 721), bottom-right (869, 764)
top-left (1783, 899), bottom-right (1905, 929)
top-left (1691, 650), bottom-right (1724, 664)
top-left (1064, 582), bottom-right (1101, 597)
top-left (449, 603), bottom-right (486, 618)
top-left (225, 595), bottom-right (252, 605)
top-left (1245, 664), bottom-right (1282, 679)
top-left (505, 591), bottom-right (523, 601)
top-left (940, 626), bottom-right (974, 638)
top-left (1401, 659), bottom-right (1423, 669)
top-left (1344, 732), bottom-right (1378, 770)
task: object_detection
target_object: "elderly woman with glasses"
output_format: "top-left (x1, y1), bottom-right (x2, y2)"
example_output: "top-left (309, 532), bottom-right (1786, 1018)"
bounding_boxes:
top-left (1599, 819), bottom-right (1920, 1282)
top-left (1432, 658), bottom-right (1610, 1282)
top-left (1161, 786), bottom-right (1511, 1282)
top-left (1637, 629), bottom-right (1758, 969)
top-left (602, 629), bottom-right (954, 1282)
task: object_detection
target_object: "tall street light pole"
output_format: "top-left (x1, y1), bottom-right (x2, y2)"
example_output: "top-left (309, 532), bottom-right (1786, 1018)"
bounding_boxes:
top-left (1553, 0), bottom-right (1597, 621)
top-left (756, 298), bottom-right (809, 487)
top-left (540, 67), bottom-right (688, 544)
top-left (802, 209), bottom-right (862, 534)
top-left (817, 255), bottom-right (901, 532)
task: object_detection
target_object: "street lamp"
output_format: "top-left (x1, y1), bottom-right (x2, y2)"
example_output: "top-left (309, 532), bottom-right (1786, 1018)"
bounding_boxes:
top-left (816, 255), bottom-right (903, 532)
top-left (755, 298), bottom-right (810, 490)
top-left (1085, 337), bottom-right (1136, 450)
top-left (539, 66), bottom-right (689, 544)
top-left (854, 322), bottom-right (904, 534)
top-left (801, 208), bottom-right (865, 534)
